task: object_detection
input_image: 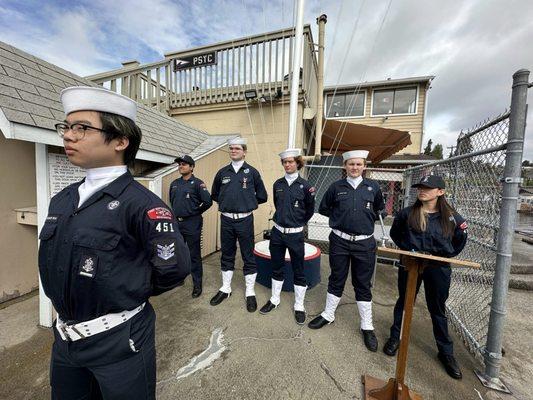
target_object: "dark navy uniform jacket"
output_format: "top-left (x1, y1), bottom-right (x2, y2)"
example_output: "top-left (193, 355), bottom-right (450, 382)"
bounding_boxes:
top-left (38, 171), bottom-right (191, 323)
top-left (211, 161), bottom-right (268, 213)
top-left (319, 178), bottom-right (384, 235)
top-left (390, 206), bottom-right (468, 258)
top-left (169, 175), bottom-right (212, 218)
top-left (272, 176), bottom-right (316, 228)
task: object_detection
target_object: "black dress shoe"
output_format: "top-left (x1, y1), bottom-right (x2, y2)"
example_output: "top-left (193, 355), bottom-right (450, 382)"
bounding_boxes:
top-left (438, 353), bottom-right (462, 379)
top-left (259, 300), bottom-right (277, 314)
top-left (383, 337), bottom-right (400, 356)
top-left (294, 310), bottom-right (306, 325)
top-left (361, 330), bottom-right (378, 352)
top-left (308, 315), bottom-right (333, 329)
top-left (191, 286), bottom-right (202, 298)
top-left (210, 291), bottom-right (230, 306)
top-left (246, 296), bottom-right (257, 312)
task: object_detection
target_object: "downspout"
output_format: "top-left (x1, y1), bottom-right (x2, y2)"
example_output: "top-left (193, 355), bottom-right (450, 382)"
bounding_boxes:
top-left (303, 14), bottom-right (327, 161)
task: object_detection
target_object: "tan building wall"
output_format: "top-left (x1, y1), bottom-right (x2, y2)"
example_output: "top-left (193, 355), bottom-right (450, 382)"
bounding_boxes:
top-left (161, 148), bottom-right (229, 257)
top-left (171, 102), bottom-right (306, 237)
top-left (0, 135), bottom-right (38, 302)
top-left (325, 83), bottom-right (428, 154)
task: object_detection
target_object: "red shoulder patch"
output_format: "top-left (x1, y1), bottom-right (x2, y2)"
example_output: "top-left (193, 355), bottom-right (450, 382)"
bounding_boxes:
top-left (200, 183), bottom-right (206, 188)
top-left (459, 221), bottom-right (468, 230)
top-left (147, 207), bottom-right (173, 220)
top-left (309, 187), bottom-right (316, 193)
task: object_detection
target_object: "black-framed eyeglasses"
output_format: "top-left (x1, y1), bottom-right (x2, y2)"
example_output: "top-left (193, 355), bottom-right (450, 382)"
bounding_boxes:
top-left (55, 123), bottom-right (107, 139)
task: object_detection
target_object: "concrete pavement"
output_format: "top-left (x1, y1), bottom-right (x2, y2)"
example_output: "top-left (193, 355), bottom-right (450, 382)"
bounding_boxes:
top-left (1, 252), bottom-right (531, 400)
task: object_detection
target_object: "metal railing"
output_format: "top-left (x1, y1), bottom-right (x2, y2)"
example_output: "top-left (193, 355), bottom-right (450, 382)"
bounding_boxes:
top-left (86, 26), bottom-right (318, 112)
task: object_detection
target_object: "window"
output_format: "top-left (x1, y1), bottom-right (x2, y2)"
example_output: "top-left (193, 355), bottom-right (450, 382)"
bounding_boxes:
top-left (372, 87), bottom-right (417, 115)
top-left (325, 91), bottom-right (365, 118)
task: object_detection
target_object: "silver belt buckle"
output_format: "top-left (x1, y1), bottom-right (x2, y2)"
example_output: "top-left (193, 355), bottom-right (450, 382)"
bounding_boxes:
top-left (57, 323), bottom-right (72, 341)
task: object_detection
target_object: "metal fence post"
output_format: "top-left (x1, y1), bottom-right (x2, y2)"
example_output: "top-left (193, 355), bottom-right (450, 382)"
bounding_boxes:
top-left (403, 171), bottom-right (412, 208)
top-left (475, 69), bottom-right (530, 392)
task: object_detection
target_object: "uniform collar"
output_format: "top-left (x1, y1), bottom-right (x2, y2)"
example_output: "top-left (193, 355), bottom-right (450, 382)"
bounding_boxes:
top-left (342, 176), bottom-right (370, 189)
top-left (284, 171), bottom-right (299, 185)
top-left (231, 159), bottom-right (245, 171)
top-left (346, 175), bottom-right (363, 188)
top-left (101, 170), bottom-right (134, 198)
top-left (179, 174), bottom-right (195, 181)
top-left (227, 160), bottom-right (248, 172)
top-left (85, 165), bottom-right (127, 181)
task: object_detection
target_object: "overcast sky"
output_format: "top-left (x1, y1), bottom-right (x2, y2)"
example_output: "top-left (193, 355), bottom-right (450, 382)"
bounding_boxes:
top-left (1, 0), bottom-right (531, 160)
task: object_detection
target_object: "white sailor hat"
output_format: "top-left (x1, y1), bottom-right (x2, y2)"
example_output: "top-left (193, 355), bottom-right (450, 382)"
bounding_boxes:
top-left (342, 150), bottom-right (369, 162)
top-left (60, 86), bottom-right (137, 123)
top-left (279, 148), bottom-right (301, 160)
top-left (228, 137), bottom-right (247, 146)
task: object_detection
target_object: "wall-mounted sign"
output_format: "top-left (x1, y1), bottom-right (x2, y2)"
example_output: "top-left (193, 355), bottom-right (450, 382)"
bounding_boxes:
top-left (174, 52), bottom-right (217, 71)
top-left (48, 154), bottom-right (85, 197)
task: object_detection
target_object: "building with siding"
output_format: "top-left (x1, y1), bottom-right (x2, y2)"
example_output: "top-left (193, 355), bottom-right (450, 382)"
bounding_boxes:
top-left (0, 41), bottom-right (234, 324)
top-left (0, 20), bottom-right (435, 323)
top-left (322, 76), bottom-right (434, 156)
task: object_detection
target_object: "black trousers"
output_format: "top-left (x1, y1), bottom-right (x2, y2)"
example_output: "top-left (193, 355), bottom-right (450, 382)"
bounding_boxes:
top-left (178, 215), bottom-right (203, 287)
top-left (269, 227), bottom-right (306, 286)
top-left (50, 304), bottom-right (156, 400)
top-left (389, 261), bottom-right (454, 355)
top-left (220, 214), bottom-right (256, 275)
top-left (327, 232), bottom-right (376, 300)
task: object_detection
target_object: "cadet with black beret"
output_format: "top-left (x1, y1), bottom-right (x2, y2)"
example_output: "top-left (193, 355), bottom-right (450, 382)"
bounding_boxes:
top-left (40, 86), bottom-right (190, 399)
top-left (169, 154), bottom-right (212, 298)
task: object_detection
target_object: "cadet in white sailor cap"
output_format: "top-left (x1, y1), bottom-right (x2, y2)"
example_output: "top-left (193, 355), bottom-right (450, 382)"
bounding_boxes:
top-left (210, 137), bottom-right (268, 312)
top-left (308, 149), bottom-right (385, 352)
top-left (259, 149), bottom-right (316, 324)
top-left (40, 86), bottom-right (190, 399)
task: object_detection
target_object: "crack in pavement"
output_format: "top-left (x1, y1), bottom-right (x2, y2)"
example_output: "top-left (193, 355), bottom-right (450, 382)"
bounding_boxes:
top-left (157, 327), bottom-right (227, 385)
top-left (228, 328), bottom-right (304, 344)
top-left (320, 362), bottom-right (346, 394)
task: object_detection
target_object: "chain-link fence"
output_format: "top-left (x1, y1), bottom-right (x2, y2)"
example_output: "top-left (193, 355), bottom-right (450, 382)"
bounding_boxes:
top-left (403, 112), bottom-right (510, 359)
top-left (302, 70), bottom-right (530, 389)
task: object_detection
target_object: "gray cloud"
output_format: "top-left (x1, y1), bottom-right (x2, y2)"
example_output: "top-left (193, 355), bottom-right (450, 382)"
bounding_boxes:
top-left (2, 0), bottom-right (531, 159)
top-left (316, 0), bottom-right (533, 159)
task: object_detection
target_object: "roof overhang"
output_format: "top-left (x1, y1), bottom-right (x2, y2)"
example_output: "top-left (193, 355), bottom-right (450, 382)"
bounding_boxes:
top-left (323, 76), bottom-right (435, 92)
top-left (320, 119), bottom-right (411, 163)
top-left (0, 110), bottom-right (174, 164)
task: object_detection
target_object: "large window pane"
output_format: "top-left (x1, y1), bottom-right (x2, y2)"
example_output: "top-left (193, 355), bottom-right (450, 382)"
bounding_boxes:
top-left (345, 92), bottom-right (365, 117)
top-left (326, 94), bottom-right (345, 118)
top-left (393, 87), bottom-right (416, 113)
top-left (373, 89), bottom-right (394, 115)
top-left (373, 87), bottom-right (417, 115)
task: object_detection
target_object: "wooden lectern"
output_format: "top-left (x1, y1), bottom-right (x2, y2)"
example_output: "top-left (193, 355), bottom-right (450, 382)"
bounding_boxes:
top-left (362, 247), bottom-right (480, 400)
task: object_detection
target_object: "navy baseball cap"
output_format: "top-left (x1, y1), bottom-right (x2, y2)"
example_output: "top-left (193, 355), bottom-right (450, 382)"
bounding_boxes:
top-left (175, 155), bottom-right (195, 166)
top-left (412, 175), bottom-right (445, 189)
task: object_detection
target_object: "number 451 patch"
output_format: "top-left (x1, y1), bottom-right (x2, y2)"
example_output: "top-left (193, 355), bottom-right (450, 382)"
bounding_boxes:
top-left (155, 222), bottom-right (175, 233)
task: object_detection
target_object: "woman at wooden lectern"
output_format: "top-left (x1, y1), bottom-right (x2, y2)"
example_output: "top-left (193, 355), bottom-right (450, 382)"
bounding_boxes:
top-left (383, 174), bottom-right (468, 380)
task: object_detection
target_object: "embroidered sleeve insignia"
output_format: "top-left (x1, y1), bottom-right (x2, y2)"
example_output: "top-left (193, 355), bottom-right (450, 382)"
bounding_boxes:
top-left (147, 207), bottom-right (173, 220)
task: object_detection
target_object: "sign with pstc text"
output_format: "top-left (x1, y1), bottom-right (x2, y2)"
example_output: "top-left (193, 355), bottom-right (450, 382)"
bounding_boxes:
top-left (174, 52), bottom-right (217, 71)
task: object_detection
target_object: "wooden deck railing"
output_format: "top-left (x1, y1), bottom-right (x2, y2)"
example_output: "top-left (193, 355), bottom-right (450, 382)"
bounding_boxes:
top-left (86, 26), bottom-right (318, 112)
